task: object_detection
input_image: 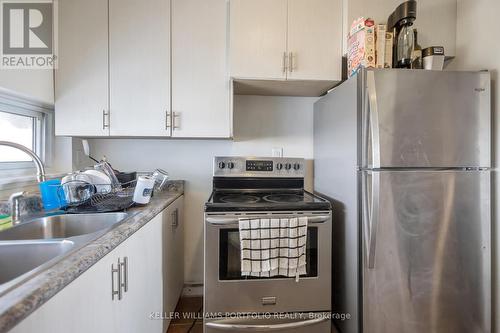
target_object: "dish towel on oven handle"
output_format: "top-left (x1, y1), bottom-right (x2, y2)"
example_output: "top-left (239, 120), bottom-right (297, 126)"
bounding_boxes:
top-left (239, 217), bottom-right (308, 282)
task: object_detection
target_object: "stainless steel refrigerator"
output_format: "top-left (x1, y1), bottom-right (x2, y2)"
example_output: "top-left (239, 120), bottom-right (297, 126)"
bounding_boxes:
top-left (313, 69), bottom-right (491, 333)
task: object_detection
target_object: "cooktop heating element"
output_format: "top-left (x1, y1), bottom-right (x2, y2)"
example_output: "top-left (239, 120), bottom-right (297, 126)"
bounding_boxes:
top-left (219, 194), bottom-right (260, 204)
top-left (263, 193), bottom-right (304, 203)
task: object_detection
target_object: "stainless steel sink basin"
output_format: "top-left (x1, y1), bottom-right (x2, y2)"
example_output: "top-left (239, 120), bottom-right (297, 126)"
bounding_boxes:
top-left (0, 212), bottom-right (132, 292)
top-left (0, 240), bottom-right (74, 286)
top-left (0, 212), bottom-right (130, 241)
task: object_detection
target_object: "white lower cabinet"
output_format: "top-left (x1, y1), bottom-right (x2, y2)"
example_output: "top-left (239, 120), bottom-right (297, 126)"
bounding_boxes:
top-left (10, 244), bottom-right (118, 333)
top-left (10, 196), bottom-right (184, 333)
top-left (112, 211), bottom-right (163, 333)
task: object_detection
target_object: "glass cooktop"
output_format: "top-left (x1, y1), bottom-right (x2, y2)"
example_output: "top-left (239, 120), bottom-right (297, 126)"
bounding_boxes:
top-left (205, 190), bottom-right (331, 212)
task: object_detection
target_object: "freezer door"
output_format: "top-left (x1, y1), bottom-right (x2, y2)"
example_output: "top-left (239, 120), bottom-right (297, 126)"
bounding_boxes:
top-left (361, 170), bottom-right (491, 333)
top-left (361, 69), bottom-right (491, 168)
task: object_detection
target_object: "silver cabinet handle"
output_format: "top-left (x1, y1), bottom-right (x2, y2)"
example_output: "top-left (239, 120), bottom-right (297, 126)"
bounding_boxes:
top-left (165, 110), bottom-right (171, 130)
top-left (171, 208), bottom-right (179, 227)
top-left (120, 256), bottom-right (128, 293)
top-left (111, 258), bottom-right (122, 300)
top-left (206, 316), bottom-right (328, 331)
top-left (282, 51), bottom-right (288, 74)
top-left (363, 171), bottom-right (379, 269)
top-left (206, 215), bottom-right (330, 226)
top-left (102, 110), bottom-right (110, 130)
top-left (172, 112), bottom-right (180, 130)
top-left (366, 71), bottom-right (380, 168)
top-left (289, 52), bottom-right (295, 73)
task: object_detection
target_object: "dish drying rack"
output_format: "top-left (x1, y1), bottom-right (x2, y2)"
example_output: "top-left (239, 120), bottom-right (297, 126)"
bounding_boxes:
top-left (55, 180), bottom-right (137, 214)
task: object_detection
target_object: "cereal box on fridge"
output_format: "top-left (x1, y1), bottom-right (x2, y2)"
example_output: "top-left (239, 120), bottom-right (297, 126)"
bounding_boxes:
top-left (347, 17), bottom-right (376, 78)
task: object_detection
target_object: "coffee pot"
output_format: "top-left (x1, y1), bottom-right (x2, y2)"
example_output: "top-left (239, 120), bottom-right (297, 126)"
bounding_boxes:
top-left (387, 0), bottom-right (417, 68)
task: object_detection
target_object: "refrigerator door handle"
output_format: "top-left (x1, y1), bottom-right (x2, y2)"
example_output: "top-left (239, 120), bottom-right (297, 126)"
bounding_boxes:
top-left (367, 71), bottom-right (381, 168)
top-left (362, 173), bottom-right (371, 265)
top-left (363, 171), bottom-right (379, 269)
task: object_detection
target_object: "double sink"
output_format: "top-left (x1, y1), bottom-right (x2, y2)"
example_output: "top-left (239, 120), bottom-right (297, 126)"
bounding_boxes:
top-left (0, 212), bottom-right (131, 294)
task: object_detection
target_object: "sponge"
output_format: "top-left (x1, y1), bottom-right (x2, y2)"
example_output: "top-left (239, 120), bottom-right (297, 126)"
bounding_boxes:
top-left (0, 215), bottom-right (13, 231)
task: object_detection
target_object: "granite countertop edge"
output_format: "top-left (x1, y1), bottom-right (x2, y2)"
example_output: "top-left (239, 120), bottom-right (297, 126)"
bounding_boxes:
top-left (0, 181), bottom-right (184, 333)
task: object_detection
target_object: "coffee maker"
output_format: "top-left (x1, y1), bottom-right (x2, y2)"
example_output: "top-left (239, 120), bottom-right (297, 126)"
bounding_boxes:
top-left (387, 0), bottom-right (417, 68)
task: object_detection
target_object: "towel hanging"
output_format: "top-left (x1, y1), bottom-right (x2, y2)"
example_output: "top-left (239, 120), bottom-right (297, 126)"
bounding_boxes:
top-left (239, 217), bottom-right (308, 282)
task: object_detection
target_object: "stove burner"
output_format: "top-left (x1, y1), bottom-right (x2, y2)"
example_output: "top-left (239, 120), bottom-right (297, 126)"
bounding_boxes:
top-left (263, 194), bottom-right (304, 203)
top-left (220, 195), bottom-right (260, 204)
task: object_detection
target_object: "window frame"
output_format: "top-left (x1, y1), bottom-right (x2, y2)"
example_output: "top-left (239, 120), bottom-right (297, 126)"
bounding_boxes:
top-left (0, 90), bottom-right (54, 171)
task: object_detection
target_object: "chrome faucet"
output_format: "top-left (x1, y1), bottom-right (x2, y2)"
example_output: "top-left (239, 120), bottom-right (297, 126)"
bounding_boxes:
top-left (0, 141), bottom-right (46, 182)
top-left (9, 192), bottom-right (26, 225)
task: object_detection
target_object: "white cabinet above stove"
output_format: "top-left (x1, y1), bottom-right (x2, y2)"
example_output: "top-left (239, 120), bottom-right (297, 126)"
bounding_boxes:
top-left (229, 0), bottom-right (343, 96)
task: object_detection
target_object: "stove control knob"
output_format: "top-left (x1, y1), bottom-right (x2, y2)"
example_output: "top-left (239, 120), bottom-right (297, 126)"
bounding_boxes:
top-left (227, 162), bottom-right (235, 169)
top-left (276, 163), bottom-right (283, 170)
top-left (285, 163), bottom-right (292, 170)
top-left (218, 161), bottom-right (226, 169)
top-left (293, 163), bottom-right (301, 170)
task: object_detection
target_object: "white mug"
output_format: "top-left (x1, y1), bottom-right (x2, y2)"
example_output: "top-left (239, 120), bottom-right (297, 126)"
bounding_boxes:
top-left (133, 176), bottom-right (155, 204)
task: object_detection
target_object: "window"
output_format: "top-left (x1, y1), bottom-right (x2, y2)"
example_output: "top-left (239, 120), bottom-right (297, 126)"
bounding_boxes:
top-left (0, 90), bottom-right (52, 170)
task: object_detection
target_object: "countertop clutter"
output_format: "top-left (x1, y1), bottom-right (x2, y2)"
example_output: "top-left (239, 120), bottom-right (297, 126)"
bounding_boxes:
top-left (0, 181), bottom-right (183, 333)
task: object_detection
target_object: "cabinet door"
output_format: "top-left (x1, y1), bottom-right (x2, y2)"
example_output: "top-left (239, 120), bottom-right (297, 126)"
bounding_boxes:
top-left (287, 0), bottom-right (342, 81)
top-left (108, 0), bottom-right (171, 136)
top-left (163, 196), bottom-right (184, 331)
top-left (114, 214), bottom-right (164, 333)
top-left (10, 247), bottom-right (121, 333)
top-left (229, 0), bottom-right (288, 79)
top-left (55, 0), bottom-right (109, 136)
top-left (171, 197), bottom-right (184, 302)
top-left (171, 0), bottom-right (231, 138)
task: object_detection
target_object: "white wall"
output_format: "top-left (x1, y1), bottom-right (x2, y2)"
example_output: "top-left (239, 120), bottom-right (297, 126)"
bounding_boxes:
top-left (347, 0), bottom-right (457, 56)
top-left (453, 1), bottom-right (499, 331)
top-left (0, 70), bottom-right (54, 104)
top-left (86, 95), bottom-right (317, 283)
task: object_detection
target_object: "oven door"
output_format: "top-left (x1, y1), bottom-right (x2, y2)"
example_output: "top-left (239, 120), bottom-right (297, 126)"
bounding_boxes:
top-left (204, 212), bottom-right (332, 314)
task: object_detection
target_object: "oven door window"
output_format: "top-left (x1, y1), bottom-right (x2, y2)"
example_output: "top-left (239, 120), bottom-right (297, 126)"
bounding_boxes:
top-left (219, 227), bottom-right (318, 280)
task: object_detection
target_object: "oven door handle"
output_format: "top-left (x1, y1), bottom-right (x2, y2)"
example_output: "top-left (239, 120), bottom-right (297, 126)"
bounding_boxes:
top-left (205, 316), bottom-right (328, 331)
top-left (206, 215), bottom-right (330, 226)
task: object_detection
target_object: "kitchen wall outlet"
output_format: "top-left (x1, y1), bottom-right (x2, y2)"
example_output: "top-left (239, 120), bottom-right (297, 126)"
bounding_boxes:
top-left (272, 147), bottom-right (283, 157)
top-left (182, 284), bottom-right (203, 297)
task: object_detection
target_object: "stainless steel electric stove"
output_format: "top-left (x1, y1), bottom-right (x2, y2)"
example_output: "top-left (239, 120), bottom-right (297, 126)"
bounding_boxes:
top-left (204, 156), bottom-right (332, 333)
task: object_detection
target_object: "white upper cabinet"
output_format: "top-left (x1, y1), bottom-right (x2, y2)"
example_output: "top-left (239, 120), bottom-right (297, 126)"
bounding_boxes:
top-left (287, 0), bottom-right (342, 81)
top-left (109, 0), bottom-right (171, 137)
top-left (229, 0), bottom-right (342, 95)
top-left (55, 0), bottom-right (109, 136)
top-left (229, 0), bottom-right (288, 80)
top-left (55, 0), bottom-right (232, 138)
top-left (171, 0), bottom-right (231, 138)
